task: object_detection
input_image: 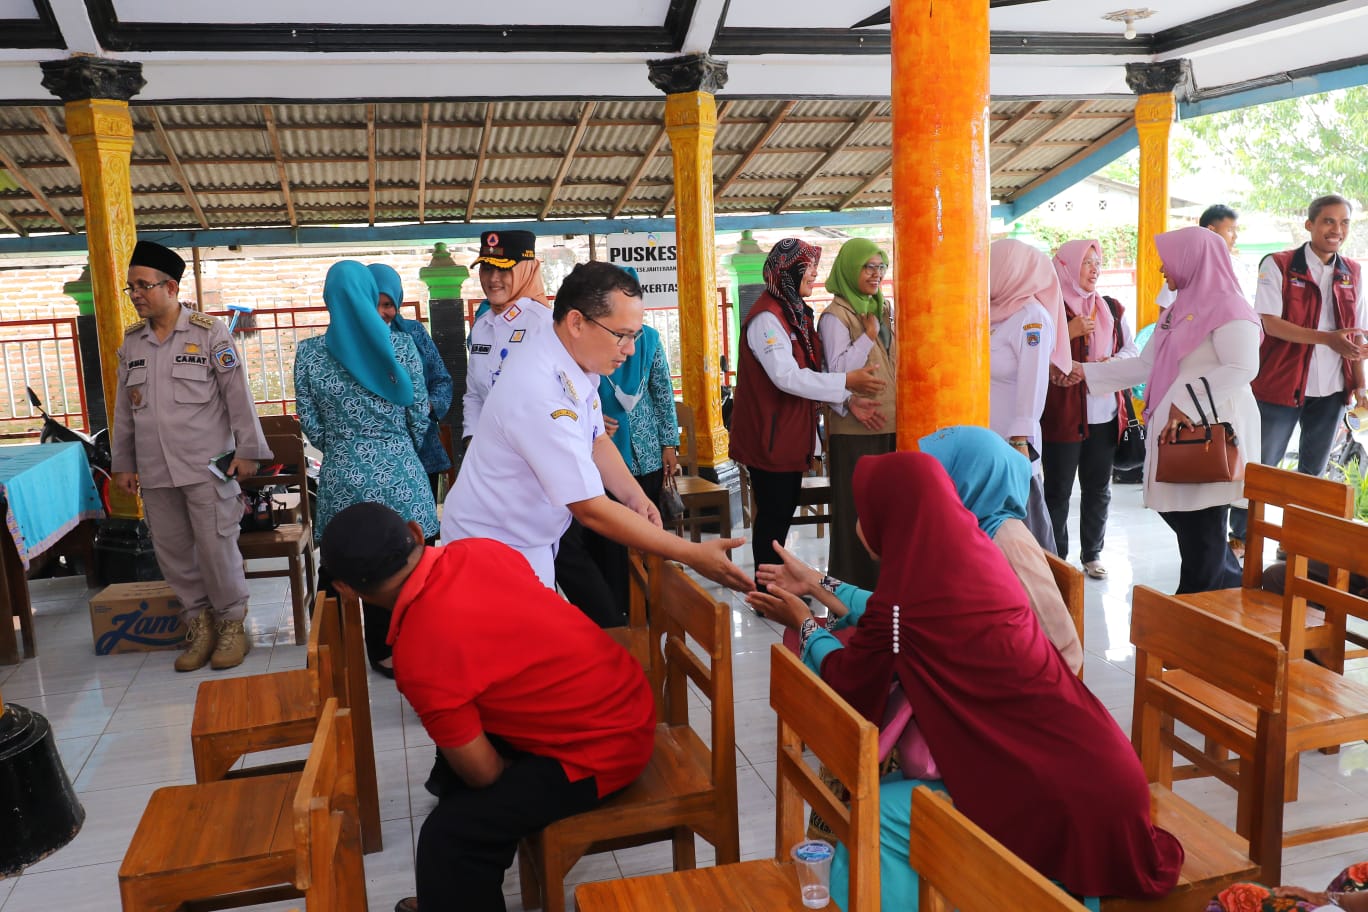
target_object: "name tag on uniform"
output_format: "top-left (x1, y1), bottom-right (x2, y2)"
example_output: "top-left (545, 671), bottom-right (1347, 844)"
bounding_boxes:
top-left (126, 358), bottom-right (146, 369)
top-left (174, 354), bottom-right (208, 365)
top-left (471, 343), bottom-right (492, 355)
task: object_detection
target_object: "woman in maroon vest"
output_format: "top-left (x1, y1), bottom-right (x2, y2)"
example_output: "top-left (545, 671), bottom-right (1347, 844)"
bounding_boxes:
top-left (1040, 239), bottom-right (1138, 579)
top-left (729, 238), bottom-right (887, 575)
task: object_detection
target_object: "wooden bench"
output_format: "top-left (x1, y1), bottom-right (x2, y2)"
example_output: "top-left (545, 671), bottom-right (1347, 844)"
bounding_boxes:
top-left (910, 786), bottom-right (1089, 912)
top-left (603, 549), bottom-right (662, 712)
top-left (1108, 586), bottom-right (1287, 909)
top-left (575, 644), bottom-right (880, 911)
top-left (1164, 506), bottom-right (1368, 852)
top-left (1044, 551), bottom-right (1086, 679)
top-left (1177, 463), bottom-right (1351, 650)
top-left (119, 698), bottom-right (365, 912)
top-left (189, 593), bottom-right (382, 854)
top-left (519, 559), bottom-right (739, 912)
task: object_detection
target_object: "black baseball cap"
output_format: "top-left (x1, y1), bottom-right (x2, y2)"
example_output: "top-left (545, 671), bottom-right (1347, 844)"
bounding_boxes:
top-left (320, 502), bottom-right (419, 590)
top-left (473, 230), bottom-right (537, 269)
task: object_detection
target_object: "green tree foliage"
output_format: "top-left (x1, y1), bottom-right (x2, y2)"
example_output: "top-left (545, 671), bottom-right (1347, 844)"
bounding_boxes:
top-left (1185, 87), bottom-right (1368, 218)
top-left (1023, 219), bottom-right (1139, 267)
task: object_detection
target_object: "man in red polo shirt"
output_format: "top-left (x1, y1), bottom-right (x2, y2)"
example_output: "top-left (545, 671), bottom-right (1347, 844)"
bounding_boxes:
top-left (322, 502), bottom-right (655, 912)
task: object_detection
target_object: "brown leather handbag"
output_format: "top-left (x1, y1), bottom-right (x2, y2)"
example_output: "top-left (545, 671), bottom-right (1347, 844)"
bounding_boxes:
top-left (1154, 377), bottom-right (1243, 484)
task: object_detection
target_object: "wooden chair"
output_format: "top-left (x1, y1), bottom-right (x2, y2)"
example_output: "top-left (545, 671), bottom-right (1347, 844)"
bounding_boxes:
top-left (238, 413), bottom-right (316, 645)
top-left (603, 549), bottom-right (662, 710)
top-left (119, 699), bottom-right (366, 912)
top-left (672, 402), bottom-right (733, 549)
top-left (574, 644), bottom-right (880, 912)
top-left (520, 559), bottom-right (740, 912)
top-left (1106, 586), bottom-right (1287, 911)
top-left (189, 593), bottom-right (382, 854)
top-left (1044, 551), bottom-right (1086, 679)
top-left (736, 463), bottom-right (833, 538)
top-left (1177, 463), bottom-right (1351, 649)
top-left (909, 786), bottom-right (1089, 912)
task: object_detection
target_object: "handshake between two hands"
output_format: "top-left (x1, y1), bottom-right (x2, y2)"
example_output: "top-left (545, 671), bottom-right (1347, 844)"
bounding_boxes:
top-left (1050, 362), bottom-right (1087, 388)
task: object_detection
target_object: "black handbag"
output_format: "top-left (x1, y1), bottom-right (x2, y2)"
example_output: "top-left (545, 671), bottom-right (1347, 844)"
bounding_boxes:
top-left (1114, 393), bottom-right (1147, 471)
top-left (239, 487), bottom-right (281, 532)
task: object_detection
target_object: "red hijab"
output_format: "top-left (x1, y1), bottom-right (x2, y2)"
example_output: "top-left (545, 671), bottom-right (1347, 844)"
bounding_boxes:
top-left (820, 452), bottom-right (1184, 900)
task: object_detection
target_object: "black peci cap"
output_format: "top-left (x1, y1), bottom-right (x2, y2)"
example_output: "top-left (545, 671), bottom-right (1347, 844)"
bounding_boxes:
top-left (473, 230), bottom-right (537, 269)
top-left (128, 240), bottom-right (186, 281)
top-left (320, 502), bottom-right (419, 590)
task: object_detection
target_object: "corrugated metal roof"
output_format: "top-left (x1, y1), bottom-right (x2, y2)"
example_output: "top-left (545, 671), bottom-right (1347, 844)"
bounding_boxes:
top-left (0, 96), bottom-right (1137, 236)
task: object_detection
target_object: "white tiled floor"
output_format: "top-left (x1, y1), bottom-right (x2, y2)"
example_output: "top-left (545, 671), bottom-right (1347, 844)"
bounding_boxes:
top-left (3, 481), bottom-right (1368, 909)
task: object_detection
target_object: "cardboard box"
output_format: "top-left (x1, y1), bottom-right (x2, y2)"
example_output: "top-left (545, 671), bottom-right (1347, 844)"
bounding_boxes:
top-left (88, 582), bottom-right (187, 655)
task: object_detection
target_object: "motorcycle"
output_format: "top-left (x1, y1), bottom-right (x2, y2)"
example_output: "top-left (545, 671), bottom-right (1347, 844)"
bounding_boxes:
top-left (28, 386), bottom-right (113, 514)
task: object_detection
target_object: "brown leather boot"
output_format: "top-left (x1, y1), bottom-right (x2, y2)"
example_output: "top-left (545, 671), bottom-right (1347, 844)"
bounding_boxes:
top-left (210, 618), bottom-right (250, 670)
top-left (174, 613), bottom-right (216, 672)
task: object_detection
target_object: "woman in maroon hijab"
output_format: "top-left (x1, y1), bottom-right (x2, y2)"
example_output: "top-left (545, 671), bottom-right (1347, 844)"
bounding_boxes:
top-left (752, 450), bottom-right (1183, 901)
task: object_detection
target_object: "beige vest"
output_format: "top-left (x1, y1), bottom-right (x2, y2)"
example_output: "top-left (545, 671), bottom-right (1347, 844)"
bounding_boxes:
top-left (824, 295), bottom-right (897, 436)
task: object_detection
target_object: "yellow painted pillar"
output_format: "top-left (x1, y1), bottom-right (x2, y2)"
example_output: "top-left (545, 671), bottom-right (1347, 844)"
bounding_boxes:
top-left (891, 0), bottom-right (990, 450)
top-left (1126, 61), bottom-right (1187, 333)
top-left (648, 55), bottom-right (729, 469)
top-left (41, 58), bottom-right (145, 520)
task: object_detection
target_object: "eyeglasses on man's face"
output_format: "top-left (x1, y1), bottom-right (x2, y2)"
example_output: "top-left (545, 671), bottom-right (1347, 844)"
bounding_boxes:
top-left (122, 280), bottom-right (171, 297)
top-left (585, 314), bottom-right (643, 349)
top-left (861, 262), bottom-right (888, 276)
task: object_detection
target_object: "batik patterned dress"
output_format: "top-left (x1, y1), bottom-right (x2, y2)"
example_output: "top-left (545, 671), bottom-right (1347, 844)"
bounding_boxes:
top-left (294, 330), bottom-right (438, 540)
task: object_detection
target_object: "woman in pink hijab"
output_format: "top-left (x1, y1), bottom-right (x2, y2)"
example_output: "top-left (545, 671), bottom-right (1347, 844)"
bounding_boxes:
top-left (989, 238), bottom-right (1073, 551)
top-left (1040, 239), bottom-right (1139, 579)
top-left (1080, 226), bottom-right (1261, 593)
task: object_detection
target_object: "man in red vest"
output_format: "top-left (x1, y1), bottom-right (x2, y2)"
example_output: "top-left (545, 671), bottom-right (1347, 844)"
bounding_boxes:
top-left (1231, 194), bottom-right (1368, 551)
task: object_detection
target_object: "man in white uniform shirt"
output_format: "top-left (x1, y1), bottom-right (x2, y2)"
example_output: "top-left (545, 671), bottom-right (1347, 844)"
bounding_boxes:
top-left (1229, 194), bottom-right (1368, 550)
top-left (442, 262), bottom-right (752, 609)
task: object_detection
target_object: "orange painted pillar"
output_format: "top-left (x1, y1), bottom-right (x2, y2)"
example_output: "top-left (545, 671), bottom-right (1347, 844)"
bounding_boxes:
top-left (891, 0), bottom-right (990, 451)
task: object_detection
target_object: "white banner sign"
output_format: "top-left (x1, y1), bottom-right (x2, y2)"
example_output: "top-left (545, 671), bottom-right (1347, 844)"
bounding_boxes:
top-left (606, 232), bottom-right (678, 309)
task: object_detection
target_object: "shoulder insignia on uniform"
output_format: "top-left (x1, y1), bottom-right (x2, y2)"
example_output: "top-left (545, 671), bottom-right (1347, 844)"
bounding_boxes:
top-left (212, 341), bottom-right (240, 371)
top-left (189, 312), bottom-right (217, 329)
top-left (550, 408), bottom-right (578, 422)
top-left (124, 320), bottom-right (146, 334)
top-left (1022, 322), bottom-right (1043, 331)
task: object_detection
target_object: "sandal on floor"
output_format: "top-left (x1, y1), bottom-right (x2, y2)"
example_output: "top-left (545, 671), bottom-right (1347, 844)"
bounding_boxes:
top-left (1083, 561), bottom-right (1107, 580)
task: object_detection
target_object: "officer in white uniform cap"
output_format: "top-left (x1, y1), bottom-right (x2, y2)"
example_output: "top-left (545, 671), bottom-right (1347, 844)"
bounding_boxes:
top-left (442, 262), bottom-right (752, 609)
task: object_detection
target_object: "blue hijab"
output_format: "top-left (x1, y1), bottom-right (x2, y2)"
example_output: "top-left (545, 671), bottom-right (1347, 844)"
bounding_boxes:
top-left (324, 260), bottom-right (414, 406)
top-left (918, 425), bottom-right (1029, 538)
top-left (367, 263), bottom-right (410, 330)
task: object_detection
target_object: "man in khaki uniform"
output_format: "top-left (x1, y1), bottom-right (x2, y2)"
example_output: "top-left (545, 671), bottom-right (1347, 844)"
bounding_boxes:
top-left (110, 241), bottom-right (272, 671)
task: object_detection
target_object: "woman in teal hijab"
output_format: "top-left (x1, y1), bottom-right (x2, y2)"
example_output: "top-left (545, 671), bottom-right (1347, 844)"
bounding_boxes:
top-left (295, 259), bottom-right (437, 676)
top-left (818, 236), bottom-right (896, 590)
top-left (918, 425), bottom-right (1030, 537)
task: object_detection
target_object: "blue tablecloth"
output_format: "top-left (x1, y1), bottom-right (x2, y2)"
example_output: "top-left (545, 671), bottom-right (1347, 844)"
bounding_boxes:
top-left (0, 442), bottom-right (105, 569)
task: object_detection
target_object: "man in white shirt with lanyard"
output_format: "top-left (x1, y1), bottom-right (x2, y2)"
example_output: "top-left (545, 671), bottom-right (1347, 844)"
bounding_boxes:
top-left (442, 262), bottom-right (752, 611)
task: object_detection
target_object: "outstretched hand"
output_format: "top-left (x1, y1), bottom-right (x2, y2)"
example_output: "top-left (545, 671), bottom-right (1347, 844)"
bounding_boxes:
top-left (745, 584), bottom-right (811, 630)
top-left (755, 540), bottom-right (821, 597)
top-left (687, 537), bottom-right (753, 593)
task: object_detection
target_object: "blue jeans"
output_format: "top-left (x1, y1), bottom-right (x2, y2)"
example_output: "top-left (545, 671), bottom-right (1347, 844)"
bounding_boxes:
top-left (1230, 394), bottom-right (1346, 540)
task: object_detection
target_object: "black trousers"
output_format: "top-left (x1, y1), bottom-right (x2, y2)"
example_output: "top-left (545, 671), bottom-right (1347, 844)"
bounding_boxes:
top-left (417, 751), bottom-right (602, 912)
top-left (554, 520), bottom-right (626, 628)
top-left (747, 466), bottom-right (803, 575)
top-left (582, 469), bottom-right (664, 622)
top-left (1160, 505), bottom-right (1244, 595)
top-left (1041, 418), bottom-right (1117, 563)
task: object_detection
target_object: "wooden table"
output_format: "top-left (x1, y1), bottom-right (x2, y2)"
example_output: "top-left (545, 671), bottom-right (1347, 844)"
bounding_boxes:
top-left (0, 443), bottom-right (105, 664)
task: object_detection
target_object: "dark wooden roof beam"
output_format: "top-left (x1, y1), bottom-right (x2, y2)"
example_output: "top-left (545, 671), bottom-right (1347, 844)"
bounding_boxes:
top-left (32, 110), bottom-right (78, 172)
top-left (0, 143), bottom-right (76, 233)
top-left (992, 101), bottom-right (1091, 174)
top-left (465, 102), bottom-right (494, 222)
top-left (540, 101), bottom-right (596, 220)
top-left (147, 108), bottom-right (209, 230)
top-left (610, 125), bottom-right (668, 219)
top-left (772, 101), bottom-right (881, 214)
top-left (260, 105), bottom-right (297, 229)
top-left (714, 100), bottom-right (797, 200)
top-left (0, 204), bottom-right (25, 236)
top-left (836, 158), bottom-right (892, 210)
top-left (1003, 118), bottom-right (1137, 203)
top-left (990, 101), bottom-right (1047, 143)
top-left (417, 102), bottom-right (429, 223)
top-left (366, 104), bottom-right (377, 226)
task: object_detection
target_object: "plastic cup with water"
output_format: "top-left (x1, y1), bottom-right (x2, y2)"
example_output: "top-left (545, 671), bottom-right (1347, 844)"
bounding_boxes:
top-left (791, 839), bottom-right (835, 908)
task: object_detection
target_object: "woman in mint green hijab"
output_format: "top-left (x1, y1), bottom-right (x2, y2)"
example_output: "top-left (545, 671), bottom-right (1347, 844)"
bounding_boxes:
top-left (817, 237), bottom-right (895, 589)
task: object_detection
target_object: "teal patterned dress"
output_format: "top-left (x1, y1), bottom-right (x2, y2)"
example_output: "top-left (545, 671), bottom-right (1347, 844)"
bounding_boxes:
top-left (294, 331), bottom-right (439, 540)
